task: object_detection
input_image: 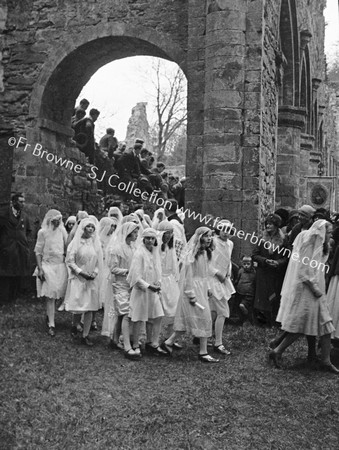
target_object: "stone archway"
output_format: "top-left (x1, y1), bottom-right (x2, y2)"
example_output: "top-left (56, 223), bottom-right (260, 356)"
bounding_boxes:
top-left (29, 22), bottom-right (187, 131)
top-left (18, 23), bottom-right (187, 217)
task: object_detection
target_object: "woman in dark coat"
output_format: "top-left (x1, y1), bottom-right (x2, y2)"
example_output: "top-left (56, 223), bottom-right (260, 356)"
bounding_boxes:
top-left (252, 214), bottom-right (289, 327)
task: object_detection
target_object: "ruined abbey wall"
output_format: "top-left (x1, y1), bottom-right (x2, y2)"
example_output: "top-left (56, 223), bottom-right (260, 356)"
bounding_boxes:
top-left (0, 0), bottom-right (337, 254)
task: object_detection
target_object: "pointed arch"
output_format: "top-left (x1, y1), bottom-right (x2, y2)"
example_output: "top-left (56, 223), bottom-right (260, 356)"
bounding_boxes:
top-left (279, 0), bottom-right (299, 106)
top-left (299, 45), bottom-right (311, 133)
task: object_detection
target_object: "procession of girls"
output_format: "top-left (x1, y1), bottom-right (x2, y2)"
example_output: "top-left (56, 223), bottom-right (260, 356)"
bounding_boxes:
top-left (33, 204), bottom-right (339, 371)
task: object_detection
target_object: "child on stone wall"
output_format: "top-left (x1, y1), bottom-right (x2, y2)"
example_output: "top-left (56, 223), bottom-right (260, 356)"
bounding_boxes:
top-left (234, 255), bottom-right (256, 323)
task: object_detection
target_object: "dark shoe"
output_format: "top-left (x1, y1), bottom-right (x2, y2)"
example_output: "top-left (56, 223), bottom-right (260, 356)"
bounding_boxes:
top-left (145, 342), bottom-right (153, 353)
top-left (91, 321), bottom-right (98, 331)
top-left (71, 325), bottom-right (77, 338)
top-left (198, 353), bottom-right (219, 363)
top-left (307, 354), bottom-right (321, 363)
top-left (161, 342), bottom-right (173, 355)
top-left (268, 339), bottom-right (277, 350)
top-left (124, 348), bottom-right (140, 360)
top-left (318, 362), bottom-right (339, 374)
top-left (81, 336), bottom-right (94, 347)
top-left (148, 344), bottom-right (169, 356)
top-left (109, 340), bottom-right (119, 350)
top-left (48, 326), bottom-right (55, 337)
top-left (214, 344), bottom-right (231, 355)
top-left (239, 303), bottom-right (248, 315)
top-left (268, 351), bottom-right (282, 369)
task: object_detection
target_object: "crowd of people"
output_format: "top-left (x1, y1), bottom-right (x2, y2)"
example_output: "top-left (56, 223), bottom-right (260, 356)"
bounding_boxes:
top-left (1, 192), bottom-right (339, 372)
top-left (71, 98), bottom-right (186, 206)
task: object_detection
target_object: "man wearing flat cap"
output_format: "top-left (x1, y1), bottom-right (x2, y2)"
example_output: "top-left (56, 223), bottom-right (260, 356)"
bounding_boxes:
top-left (116, 139), bottom-right (143, 182)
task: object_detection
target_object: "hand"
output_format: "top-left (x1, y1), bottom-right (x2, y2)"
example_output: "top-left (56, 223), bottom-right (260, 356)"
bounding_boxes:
top-left (189, 298), bottom-right (197, 305)
top-left (266, 259), bottom-right (278, 268)
top-left (38, 268), bottom-right (45, 282)
top-left (215, 272), bottom-right (226, 283)
top-left (148, 284), bottom-right (161, 293)
top-left (313, 289), bottom-right (323, 298)
top-left (80, 271), bottom-right (94, 281)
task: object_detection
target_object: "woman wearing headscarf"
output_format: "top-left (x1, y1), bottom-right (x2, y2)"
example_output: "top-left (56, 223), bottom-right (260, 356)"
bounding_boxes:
top-left (163, 227), bottom-right (219, 363)
top-left (127, 228), bottom-right (167, 357)
top-left (102, 221), bottom-right (140, 359)
top-left (34, 209), bottom-right (68, 336)
top-left (269, 220), bottom-right (338, 373)
top-left (64, 217), bottom-right (103, 346)
top-left (252, 213), bottom-right (289, 327)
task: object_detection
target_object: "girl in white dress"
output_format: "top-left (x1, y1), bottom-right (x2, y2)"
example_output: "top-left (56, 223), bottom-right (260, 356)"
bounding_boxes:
top-left (163, 227), bottom-right (219, 363)
top-left (156, 221), bottom-right (180, 343)
top-left (34, 209), bottom-right (68, 337)
top-left (66, 210), bottom-right (89, 248)
top-left (152, 208), bottom-right (165, 229)
top-left (209, 219), bottom-right (235, 355)
top-left (98, 216), bottom-right (118, 309)
top-left (65, 215), bottom-right (76, 234)
top-left (108, 206), bottom-right (123, 227)
top-left (64, 217), bottom-right (103, 346)
top-left (127, 228), bottom-right (166, 357)
top-left (101, 221), bottom-right (139, 359)
top-left (269, 220), bottom-right (338, 373)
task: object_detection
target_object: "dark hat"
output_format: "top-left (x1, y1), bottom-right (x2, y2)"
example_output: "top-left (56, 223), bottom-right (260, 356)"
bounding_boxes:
top-left (134, 139), bottom-right (144, 146)
top-left (265, 213), bottom-right (282, 228)
top-left (288, 209), bottom-right (299, 220)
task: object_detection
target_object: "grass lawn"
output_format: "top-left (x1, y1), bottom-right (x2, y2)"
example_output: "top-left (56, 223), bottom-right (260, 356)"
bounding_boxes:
top-left (1, 295), bottom-right (339, 450)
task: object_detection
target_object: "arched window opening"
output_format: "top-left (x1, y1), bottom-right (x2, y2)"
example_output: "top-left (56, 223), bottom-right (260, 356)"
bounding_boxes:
top-left (279, 0), bottom-right (299, 106)
top-left (299, 49), bottom-right (311, 134)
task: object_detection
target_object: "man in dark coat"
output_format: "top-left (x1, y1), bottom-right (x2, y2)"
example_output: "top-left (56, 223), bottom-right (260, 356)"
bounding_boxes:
top-left (115, 139), bottom-right (143, 183)
top-left (74, 108), bottom-right (100, 164)
top-left (0, 193), bottom-right (32, 304)
top-left (99, 128), bottom-right (118, 160)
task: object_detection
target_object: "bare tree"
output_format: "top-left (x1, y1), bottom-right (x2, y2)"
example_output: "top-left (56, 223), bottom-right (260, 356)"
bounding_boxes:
top-left (150, 60), bottom-right (187, 161)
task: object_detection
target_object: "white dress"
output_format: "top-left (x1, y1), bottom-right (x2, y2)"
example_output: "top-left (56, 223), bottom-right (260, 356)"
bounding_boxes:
top-left (33, 229), bottom-right (68, 299)
top-left (327, 275), bottom-right (339, 339)
top-left (174, 252), bottom-right (212, 337)
top-left (159, 245), bottom-right (180, 318)
top-left (128, 246), bottom-right (164, 322)
top-left (101, 251), bottom-right (132, 338)
top-left (208, 238), bottom-right (235, 317)
top-left (277, 236), bottom-right (334, 337)
top-left (64, 239), bottom-right (101, 313)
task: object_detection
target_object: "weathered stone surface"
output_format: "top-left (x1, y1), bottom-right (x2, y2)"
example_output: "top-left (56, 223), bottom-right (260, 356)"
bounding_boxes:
top-left (125, 102), bottom-right (151, 150)
top-left (0, 0), bottom-right (337, 258)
